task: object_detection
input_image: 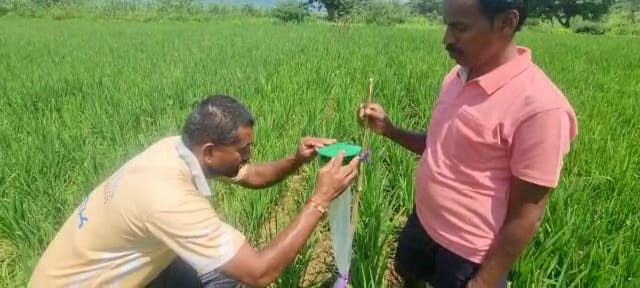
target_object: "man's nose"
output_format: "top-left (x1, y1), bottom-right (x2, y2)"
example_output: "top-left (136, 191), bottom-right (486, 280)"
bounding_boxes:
top-left (442, 27), bottom-right (455, 46)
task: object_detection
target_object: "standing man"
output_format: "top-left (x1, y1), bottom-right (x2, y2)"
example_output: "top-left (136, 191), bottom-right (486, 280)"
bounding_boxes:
top-left (30, 94), bottom-right (360, 287)
top-left (358, 0), bottom-right (578, 287)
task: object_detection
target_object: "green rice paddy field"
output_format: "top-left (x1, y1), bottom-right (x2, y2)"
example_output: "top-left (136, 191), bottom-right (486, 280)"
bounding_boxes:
top-left (0, 17), bottom-right (639, 287)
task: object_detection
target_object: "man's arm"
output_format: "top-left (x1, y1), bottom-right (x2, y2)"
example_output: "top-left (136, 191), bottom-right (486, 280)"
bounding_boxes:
top-left (383, 125), bottom-right (426, 156)
top-left (230, 137), bottom-right (335, 189)
top-left (147, 153), bottom-right (359, 288)
top-left (146, 192), bottom-right (323, 288)
top-left (231, 155), bottom-right (303, 189)
top-left (468, 177), bottom-right (550, 287)
top-left (469, 108), bottom-right (576, 287)
top-left (358, 103), bottom-right (426, 155)
top-left (220, 203), bottom-right (324, 287)
top-left (220, 151), bottom-right (359, 287)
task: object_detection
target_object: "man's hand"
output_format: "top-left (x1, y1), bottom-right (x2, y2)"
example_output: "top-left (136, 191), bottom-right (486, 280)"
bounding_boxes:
top-left (357, 103), bottom-right (393, 135)
top-left (228, 136), bottom-right (336, 189)
top-left (358, 102), bottom-right (426, 155)
top-left (309, 150), bottom-right (360, 207)
top-left (294, 137), bottom-right (336, 163)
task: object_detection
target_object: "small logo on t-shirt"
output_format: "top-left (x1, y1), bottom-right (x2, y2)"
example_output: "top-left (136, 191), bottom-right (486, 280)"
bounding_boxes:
top-left (78, 196), bottom-right (89, 228)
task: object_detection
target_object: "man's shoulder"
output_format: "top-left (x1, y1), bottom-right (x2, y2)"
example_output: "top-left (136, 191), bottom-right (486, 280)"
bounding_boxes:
top-left (505, 64), bottom-right (578, 137)
top-left (130, 135), bottom-right (182, 166)
top-left (513, 63), bottom-right (575, 114)
top-left (147, 135), bottom-right (181, 151)
top-left (106, 135), bottom-right (192, 203)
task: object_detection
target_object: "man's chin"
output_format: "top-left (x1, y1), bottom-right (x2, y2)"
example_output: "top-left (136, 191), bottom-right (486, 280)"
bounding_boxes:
top-left (447, 51), bottom-right (466, 65)
top-left (223, 166), bottom-right (243, 179)
top-left (204, 168), bottom-right (234, 179)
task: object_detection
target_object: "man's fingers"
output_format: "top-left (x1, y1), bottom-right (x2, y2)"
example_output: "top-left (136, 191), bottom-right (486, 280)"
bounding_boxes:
top-left (330, 150), bottom-right (345, 169)
top-left (365, 106), bottom-right (381, 115)
top-left (335, 155), bottom-right (359, 179)
top-left (358, 104), bottom-right (365, 119)
top-left (314, 138), bottom-right (336, 146)
top-left (340, 160), bottom-right (359, 186)
top-left (343, 165), bottom-right (358, 184)
top-left (347, 154), bottom-right (361, 170)
top-left (323, 150), bottom-right (339, 166)
top-left (304, 138), bottom-right (336, 150)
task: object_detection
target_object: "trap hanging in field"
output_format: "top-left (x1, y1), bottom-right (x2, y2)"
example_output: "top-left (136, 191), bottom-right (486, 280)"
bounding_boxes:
top-left (317, 78), bottom-right (375, 288)
top-left (317, 143), bottom-right (364, 288)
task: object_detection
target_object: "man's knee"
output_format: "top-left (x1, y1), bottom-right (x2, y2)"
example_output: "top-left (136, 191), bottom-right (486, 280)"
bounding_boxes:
top-left (147, 258), bottom-right (201, 288)
top-left (200, 269), bottom-right (244, 288)
top-left (148, 257), bottom-right (244, 288)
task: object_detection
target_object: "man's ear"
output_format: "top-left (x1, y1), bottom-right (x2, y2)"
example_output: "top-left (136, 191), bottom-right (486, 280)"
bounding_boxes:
top-left (497, 9), bottom-right (519, 34)
top-left (201, 143), bottom-right (216, 164)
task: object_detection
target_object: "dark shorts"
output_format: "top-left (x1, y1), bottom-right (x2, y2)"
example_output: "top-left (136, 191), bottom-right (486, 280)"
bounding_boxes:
top-left (394, 209), bottom-right (507, 288)
top-left (146, 257), bottom-right (245, 288)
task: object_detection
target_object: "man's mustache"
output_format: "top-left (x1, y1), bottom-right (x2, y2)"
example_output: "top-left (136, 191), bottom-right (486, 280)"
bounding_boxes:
top-left (446, 45), bottom-right (462, 53)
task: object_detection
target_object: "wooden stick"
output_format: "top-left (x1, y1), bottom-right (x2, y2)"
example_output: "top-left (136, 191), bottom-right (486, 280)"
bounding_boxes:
top-left (351, 78), bottom-right (373, 234)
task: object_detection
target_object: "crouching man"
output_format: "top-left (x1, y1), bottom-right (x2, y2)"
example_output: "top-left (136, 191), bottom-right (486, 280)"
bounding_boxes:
top-left (29, 94), bottom-right (360, 287)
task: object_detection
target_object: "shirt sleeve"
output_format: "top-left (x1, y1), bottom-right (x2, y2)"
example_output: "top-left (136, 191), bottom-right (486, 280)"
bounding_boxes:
top-left (510, 108), bottom-right (576, 188)
top-left (145, 193), bottom-right (246, 275)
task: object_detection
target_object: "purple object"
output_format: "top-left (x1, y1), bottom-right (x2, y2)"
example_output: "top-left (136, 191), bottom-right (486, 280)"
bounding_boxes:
top-left (359, 149), bottom-right (371, 163)
top-left (334, 273), bottom-right (349, 288)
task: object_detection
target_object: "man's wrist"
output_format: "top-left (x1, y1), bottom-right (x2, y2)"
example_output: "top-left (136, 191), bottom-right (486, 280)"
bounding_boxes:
top-left (291, 153), bottom-right (307, 166)
top-left (468, 272), bottom-right (495, 288)
top-left (474, 220), bottom-right (532, 287)
top-left (306, 198), bottom-right (328, 216)
top-left (381, 124), bottom-right (397, 139)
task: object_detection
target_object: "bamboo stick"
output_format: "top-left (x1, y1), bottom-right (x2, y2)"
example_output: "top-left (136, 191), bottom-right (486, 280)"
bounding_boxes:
top-left (351, 78), bottom-right (373, 234)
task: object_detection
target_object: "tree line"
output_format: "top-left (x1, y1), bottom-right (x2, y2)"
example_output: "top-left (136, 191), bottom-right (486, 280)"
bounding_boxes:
top-left (1, 0), bottom-right (638, 35)
top-left (306, 0), bottom-right (638, 28)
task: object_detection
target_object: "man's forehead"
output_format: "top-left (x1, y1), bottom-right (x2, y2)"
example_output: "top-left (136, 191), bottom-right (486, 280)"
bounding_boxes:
top-left (237, 126), bottom-right (254, 144)
top-left (443, 0), bottom-right (482, 20)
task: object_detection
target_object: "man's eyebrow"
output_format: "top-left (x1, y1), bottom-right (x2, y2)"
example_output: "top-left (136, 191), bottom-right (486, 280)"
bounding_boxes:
top-left (445, 18), bottom-right (471, 26)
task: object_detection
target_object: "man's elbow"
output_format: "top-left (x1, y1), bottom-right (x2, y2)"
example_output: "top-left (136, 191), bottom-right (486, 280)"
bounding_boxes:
top-left (238, 179), bottom-right (270, 189)
top-left (254, 275), bottom-right (276, 288)
top-left (241, 269), bottom-right (277, 287)
top-left (230, 174), bottom-right (268, 189)
top-left (508, 214), bottom-right (543, 245)
top-left (230, 258), bottom-right (278, 287)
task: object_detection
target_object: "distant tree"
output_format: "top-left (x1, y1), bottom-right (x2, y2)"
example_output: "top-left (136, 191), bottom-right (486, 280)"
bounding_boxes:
top-left (362, 0), bottom-right (410, 25)
top-left (406, 0), bottom-right (441, 16)
top-left (306, 0), bottom-right (367, 21)
top-left (273, 0), bottom-right (310, 23)
top-left (613, 0), bottom-right (639, 22)
top-left (528, 0), bottom-right (616, 28)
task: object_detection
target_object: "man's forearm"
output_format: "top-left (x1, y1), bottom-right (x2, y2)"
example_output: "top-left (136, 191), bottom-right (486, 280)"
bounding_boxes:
top-left (255, 204), bottom-right (323, 285)
top-left (383, 125), bottom-right (426, 155)
top-left (237, 155), bottom-right (303, 189)
top-left (472, 216), bottom-right (540, 286)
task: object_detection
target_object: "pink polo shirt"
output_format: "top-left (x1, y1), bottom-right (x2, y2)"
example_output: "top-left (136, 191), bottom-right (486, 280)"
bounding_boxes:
top-left (415, 46), bottom-right (578, 263)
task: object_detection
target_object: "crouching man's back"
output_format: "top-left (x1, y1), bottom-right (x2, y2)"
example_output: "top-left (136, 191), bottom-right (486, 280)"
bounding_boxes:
top-left (29, 136), bottom-right (245, 287)
top-left (30, 94), bottom-right (361, 288)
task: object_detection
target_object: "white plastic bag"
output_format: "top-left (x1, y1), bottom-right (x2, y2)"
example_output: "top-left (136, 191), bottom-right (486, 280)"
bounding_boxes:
top-left (329, 185), bottom-right (353, 288)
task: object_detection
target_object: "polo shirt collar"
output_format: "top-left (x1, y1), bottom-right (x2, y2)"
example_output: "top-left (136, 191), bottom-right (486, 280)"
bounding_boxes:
top-left (175, 137), bottom-right (213, 197)
top-left (457, 46), bottom-right (532, 95)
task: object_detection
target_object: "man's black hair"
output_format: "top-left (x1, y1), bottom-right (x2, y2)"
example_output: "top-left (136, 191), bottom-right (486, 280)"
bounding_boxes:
top-left (478, 0), bottom-right (527, 32)
top-left (182, 94), bottom-right (254, 147)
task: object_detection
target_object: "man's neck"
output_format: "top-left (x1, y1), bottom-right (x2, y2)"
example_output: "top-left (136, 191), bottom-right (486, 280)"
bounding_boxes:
top-left (468, 43), bottom-right (518, 80)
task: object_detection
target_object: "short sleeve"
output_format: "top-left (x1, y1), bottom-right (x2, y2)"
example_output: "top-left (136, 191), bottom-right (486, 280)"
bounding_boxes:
top-left (145, 193), bottom-right (246, 275)
top-left (510, 108), bottom-right (576, 188)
